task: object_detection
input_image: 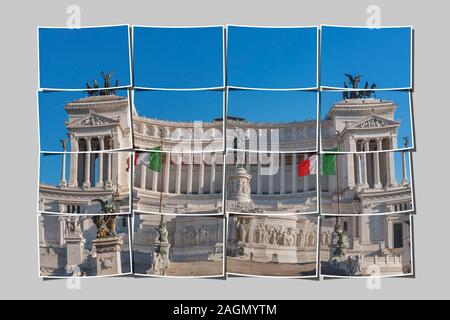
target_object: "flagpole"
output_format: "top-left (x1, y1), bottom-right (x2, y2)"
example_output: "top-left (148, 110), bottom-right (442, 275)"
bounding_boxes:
top-left (335, 131), bottom-right (341, 223)
top-left (158, 130), bottom-right (165, 223)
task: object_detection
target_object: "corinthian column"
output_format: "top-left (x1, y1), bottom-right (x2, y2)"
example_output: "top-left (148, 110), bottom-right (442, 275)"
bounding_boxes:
top-left (362, 139), bottom-right (369, 188)
top-left (280, 153), bottom-right (286, 194)
top-left (140, 165), bottom-right (147, 190)
top-left (257, 156), bottom-right (262, 195)
top-left (291, 154), bottom-right (297, 193)
top-left (268, 155), bottom-right (275, 195)
top-left (164, 152), bottom-right (171, 193)
top-left (59, 140), bottom-right (67, 187)
top-left (175, 153), bottom-right (182, 194)
top-left (198, 153), bottom-right (204, 195)
top-left (83, 137), bottom-right (91, 188)
top-left (303, 154), bottom-right (309, 192)
top-left (187, 153), bottom-right (193, 194)
top-left (96, 136), bottom-right (104, 187)
top-left (373, 138), bottom-right (382, 189)
top-left (105, 137), bottom-right (113, 188)
top-left (152, 169), bottom-right (158, 191)
top-left (356, 153), bottom-right (363, 187)
top-left (68, 135), bottom-right (78, 187)
top-left (386, 134), bottom-right (397, 188)
top-left (210, 154), bottom-right (216, 194)
top-left (401, 151), bottom-right (409, 185)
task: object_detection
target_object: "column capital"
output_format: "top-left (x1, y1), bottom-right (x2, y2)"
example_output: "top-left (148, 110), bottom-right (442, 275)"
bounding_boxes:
top-left (376, 137), bottom-right (383, 150)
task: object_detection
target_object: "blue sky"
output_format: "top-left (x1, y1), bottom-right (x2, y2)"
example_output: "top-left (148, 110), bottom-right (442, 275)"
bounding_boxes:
top-left (227, 26), bottom-right (317, 89)
top-left (133, 26), bottom-right (224, 89)
top-left (320, 26), bottom-right (412, 89)
top-left (134, 90), bottom-right (224, 122)
top-left (38, 90), bottom-right (128, 151)
top-left (228, 90), bottom-right (317, 122)
top-left (320, 90), bottom-right (413, 146)
top-left (40, 153), bottom-right (66, 185)
top-left (39, 25), bottom-right (131, 89)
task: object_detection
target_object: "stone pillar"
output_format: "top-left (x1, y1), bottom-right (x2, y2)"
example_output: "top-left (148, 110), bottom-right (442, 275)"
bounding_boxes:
top-left (198, 153), bottom-right (204, 195)
top-left (268, 158), bottom-right (274, 195)
top-left (386, 137), bottom-right (397, 188)
top-left (65, 218), bottom-right (86, 268)
top-left (401, 151), bottom-right (408, 185)
top-left (38, 215), bottom-right (46, 245)
top-left (210, 154), bottom-right (216, 194)
top-left (303, 155), bottom-right (309, 192)
top-left (164, 153), bottom-right (171, 193)
top-left (68, 135), bottom-right (79, 187)
top-left (386, 219), bottom-right (394, 249)
top-left (280, 153), bottom-right (286, 194)
top-left (359, 215), bottom-right (371, 245)
top-left (58, 216), bottom-right (65, 246)
top-left (92, 237), bottom-right (123, 276)
top-left (373, 138), bottom-right (382, 189)
top-left (187, 153), bottom-right (193, 194)
top-left (345, 136), bottom-right (356, 189)
top-left (140, 165), bottom-right (147, 190)
top-left (175, 153), bottom-right (182, 194)
top-left (291, 154), bottom-right (297, 193)
top-left (97, 137), bottom-right (104, 187)
top-left (257, 156), bottom-right (262, 195)
top-left (356, 153), bottom-right (363, 187)
top-left (246, 152), bottom-right (251, 173)
top-left (106, 151), bottom-right (113, 188)
top-left (227, 166), bottom-right (255, 212)
top-left (152, 171), bottom-right (158, 191)
top-left (83, 137), bottom-right (91, 188)
top-left (59, 140), bottom-right (67, 187)
top-left (362, 139), bottom-right (369, 188)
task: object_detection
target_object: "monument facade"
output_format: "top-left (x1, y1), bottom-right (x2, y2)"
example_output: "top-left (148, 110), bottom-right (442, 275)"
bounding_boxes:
top-left (38, 213), bottom-right (131, 277)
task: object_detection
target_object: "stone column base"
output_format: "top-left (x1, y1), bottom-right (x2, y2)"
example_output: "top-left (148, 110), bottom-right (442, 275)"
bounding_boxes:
top-left (92, 237), bottom-right (123, 276)
top-left (65, 235), bottom-right (86, 268)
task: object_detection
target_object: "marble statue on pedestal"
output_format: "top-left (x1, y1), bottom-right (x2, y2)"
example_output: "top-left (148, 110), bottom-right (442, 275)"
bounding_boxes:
top-left (91, 193), bottom-right (124, 276)
top-left (147, 217), bottom-right (171, 275)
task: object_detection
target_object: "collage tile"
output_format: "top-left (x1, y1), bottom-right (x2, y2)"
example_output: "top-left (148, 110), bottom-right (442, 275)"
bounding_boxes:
top-left (36, 24), bottom-right (415, 279)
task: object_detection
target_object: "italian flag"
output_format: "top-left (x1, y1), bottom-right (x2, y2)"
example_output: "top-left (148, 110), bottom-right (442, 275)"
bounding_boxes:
top-left (134, 147), bottom-right (162, 172)
top-left (298, 155), bottom-right (317, 177)
top-left (322, 147), bottom-right (338, 176)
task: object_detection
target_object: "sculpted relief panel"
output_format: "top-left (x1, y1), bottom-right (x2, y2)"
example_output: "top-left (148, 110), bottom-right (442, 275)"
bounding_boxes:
top-left (236, 219), bottom-right (321, 249)
top-left (358, 118), bottom-right (384, 128)
top-left (228, 178), bottom-right (251, 198)
top-left (179, 224), bottom-right (222, 247)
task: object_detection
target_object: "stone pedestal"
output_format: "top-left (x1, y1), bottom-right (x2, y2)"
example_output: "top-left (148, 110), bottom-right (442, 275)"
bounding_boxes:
top-left (227, 166), bottom-right (256, 212)
top-left (65, 235), bottom-right (86, 268)
top-left (92, 237), bottom-right (123, 276)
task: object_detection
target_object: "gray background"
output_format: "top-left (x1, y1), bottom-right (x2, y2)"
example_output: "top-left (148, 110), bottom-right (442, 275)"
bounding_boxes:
top-left (0, 0), bottom-right (447, 299)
